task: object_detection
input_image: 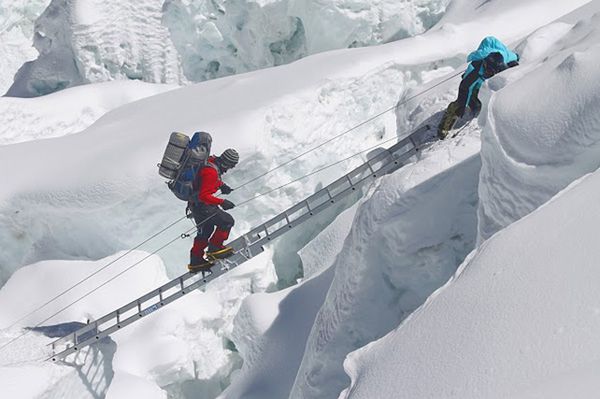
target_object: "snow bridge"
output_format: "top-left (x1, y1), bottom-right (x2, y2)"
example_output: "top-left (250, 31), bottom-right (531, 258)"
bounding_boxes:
top-left (49, 123), bottom-right (437, 361)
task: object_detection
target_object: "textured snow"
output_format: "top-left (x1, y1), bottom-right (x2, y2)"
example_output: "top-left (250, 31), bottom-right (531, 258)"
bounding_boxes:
top-left (0, 80), bottom-right (177, 146)
top-left (6, 0), bottom-right (184, 97)
top-left (6, 0), bottom-right (451, 97)
top-left (289, 0), bottom-right (450, 53)
top-left (0, 0), bottom-right (50, 95)
top-left (477, 6), bottom-right (600, 240)
top-left (340, 168), bottom-right (600, 399)
top-left (290, 132), bottom-right (481, 399)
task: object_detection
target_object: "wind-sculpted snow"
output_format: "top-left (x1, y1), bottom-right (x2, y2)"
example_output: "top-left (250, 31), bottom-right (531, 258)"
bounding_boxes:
top-left (0, 250), bottom-right (276, 396)
top-left (0, 0), bottom-right (50, 95)
top-left (6, 0), bottom-right (450, 97)
top-left (289, 134), bottom-right (481, 399)
top-left (0, 81), bottom-right (177, 146)
top-left (220, 204), bottom-right (359, 399)
top-left (340, 168), bottom-right (600, 399)
top-left (478, 10), bottom-right (600, 240)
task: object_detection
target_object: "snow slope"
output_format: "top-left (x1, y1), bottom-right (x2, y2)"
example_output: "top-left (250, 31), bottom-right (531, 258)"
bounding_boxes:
top-left (0, 0), bottom-right (596, 398)
top-left (336, 2), bottom-right (600, 398)
top-left (478, 2), bottom-right (600, 240)
top-left (340, 166), bottom-right (600, 399)
top-left (0, 80), bottom-right (177, 146)
top-left (221, 133), bottom-right (481, 399)
top-left (0, 0), bottom-right (585, 284)
top-left (289, 134), bottom-right (481, 399)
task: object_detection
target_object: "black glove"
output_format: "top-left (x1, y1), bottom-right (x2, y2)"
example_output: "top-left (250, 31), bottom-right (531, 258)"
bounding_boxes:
top-left (220, 183), bottom-right (233, 195)
top-left (221, 199), bottom-right (235, 210)
top-left (507, 60), bottom-right (519, 68)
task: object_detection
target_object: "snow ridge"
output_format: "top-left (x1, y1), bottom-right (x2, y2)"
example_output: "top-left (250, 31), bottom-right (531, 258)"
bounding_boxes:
top-left (478, 10), bottom-right (600, 240)
top-left (289, 133), bottom-right (481, 399)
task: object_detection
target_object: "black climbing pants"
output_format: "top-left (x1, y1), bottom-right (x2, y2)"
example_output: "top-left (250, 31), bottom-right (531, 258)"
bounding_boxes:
top-left (190, 204), bottom-right (235, 240)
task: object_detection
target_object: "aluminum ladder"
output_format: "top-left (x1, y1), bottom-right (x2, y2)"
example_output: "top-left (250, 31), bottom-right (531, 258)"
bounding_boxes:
top-left (49, 124), bottom-right (433, 361)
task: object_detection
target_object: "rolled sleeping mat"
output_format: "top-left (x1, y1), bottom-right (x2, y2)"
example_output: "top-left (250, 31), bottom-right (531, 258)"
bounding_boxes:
top-left (159, 132), bottom-right (190, 179)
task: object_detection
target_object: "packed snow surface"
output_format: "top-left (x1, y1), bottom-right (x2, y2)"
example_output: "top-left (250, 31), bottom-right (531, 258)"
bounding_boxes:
top-left (478, 5), bottom-right (600, 240)
top-left (340, 168), bottom-right (600, 399)
top-left (0, 250), bottom-right (276, 397)
top-left (0, 81), bottom-right (177, 145)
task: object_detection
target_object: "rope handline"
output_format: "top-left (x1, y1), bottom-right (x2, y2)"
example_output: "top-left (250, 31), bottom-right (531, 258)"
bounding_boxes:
top-left (0, 129), bottom-right (420, 355)
top-left (5, 215), bottom-right (189, 330)
top-left (0, 223), bottom-right (199, 356)
top-left (6, 67), bottom-right (463, 332)
top-left (0, 68), bottom-right (465, 357)
top-left (232, 69), bottom-right (464, 192)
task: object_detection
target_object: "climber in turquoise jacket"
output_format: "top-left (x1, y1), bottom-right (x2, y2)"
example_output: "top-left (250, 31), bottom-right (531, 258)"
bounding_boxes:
top-left (438, 36), bottom-right (519, 138)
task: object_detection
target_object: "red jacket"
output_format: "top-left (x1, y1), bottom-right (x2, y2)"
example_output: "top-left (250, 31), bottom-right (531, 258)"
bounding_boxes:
top-left (194, 158), bottom-right (224, 206)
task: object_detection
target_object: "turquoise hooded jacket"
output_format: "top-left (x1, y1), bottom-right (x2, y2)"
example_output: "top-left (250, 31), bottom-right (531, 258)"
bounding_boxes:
top-left (462, 36), bottom-right (519, 108)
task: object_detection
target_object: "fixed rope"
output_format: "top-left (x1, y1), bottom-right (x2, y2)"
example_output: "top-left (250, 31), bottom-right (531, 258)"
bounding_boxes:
top-left (0, 68), bottom-right (464, 358)
top-left (233, 69), bottom-right (464, 192)
top-left (0, 130), bottom-right (408, 358)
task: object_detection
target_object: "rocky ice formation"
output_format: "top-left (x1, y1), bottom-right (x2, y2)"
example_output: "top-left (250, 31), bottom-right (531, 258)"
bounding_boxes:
top-left (0, 0), bottom-right (50, 95)
top-left (6, 0), bottom-right (183, 97)
top-left (5, 0), bottom-right (450, 97)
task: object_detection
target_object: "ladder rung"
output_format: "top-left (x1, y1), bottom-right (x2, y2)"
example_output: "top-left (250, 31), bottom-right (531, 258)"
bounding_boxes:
top-left (50, 129), bottom-right (426, 360)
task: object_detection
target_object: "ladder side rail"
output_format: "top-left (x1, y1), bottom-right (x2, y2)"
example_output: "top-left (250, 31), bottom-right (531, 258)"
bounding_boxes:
top-left (244, 143), bottom-right (419, 249)
top-left (243, 127), bottom-right (422, 247)
top-left (52, 269), bottom-right (208, 348)
top-left (51, 130), bottom-right (426, 358)
top-left (52, 268), bottom-right (221, 360)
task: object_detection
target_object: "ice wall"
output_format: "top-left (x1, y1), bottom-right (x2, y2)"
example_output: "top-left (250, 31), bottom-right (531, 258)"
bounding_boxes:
top-left (289, 0), bottom-right (450, 54)
top-left (477, 10), bottom-right (600, 240)
top-left (0, 0), bottom-right (50, 95)
top-left (6, 0), bottom-right (183, 97)
top-left (6, 0), bottom-right (450, 97)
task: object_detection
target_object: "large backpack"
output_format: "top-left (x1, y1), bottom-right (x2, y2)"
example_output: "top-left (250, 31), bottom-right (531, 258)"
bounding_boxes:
top-left (158, 131), bottom-right (213, 201)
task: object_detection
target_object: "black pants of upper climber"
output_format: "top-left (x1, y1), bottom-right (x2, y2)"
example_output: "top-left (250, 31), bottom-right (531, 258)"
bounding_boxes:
top-left (190, 204), bottom-right (235, 240)
top-left (455, 61), bottom-right (484, 117)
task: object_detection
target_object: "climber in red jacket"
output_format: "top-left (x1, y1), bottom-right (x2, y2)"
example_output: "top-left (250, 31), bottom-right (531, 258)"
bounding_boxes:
top-left (188, 148), bottom-right (239, 272)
